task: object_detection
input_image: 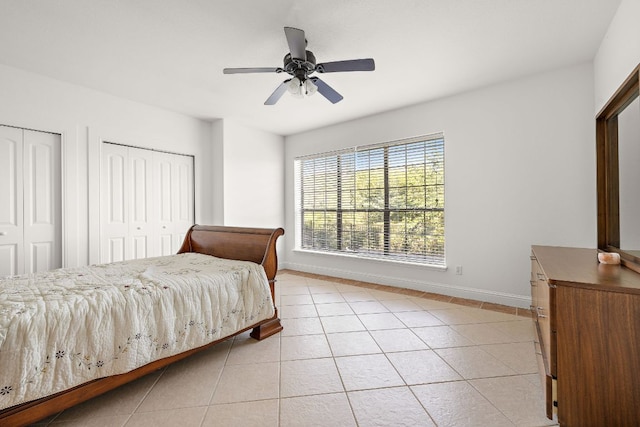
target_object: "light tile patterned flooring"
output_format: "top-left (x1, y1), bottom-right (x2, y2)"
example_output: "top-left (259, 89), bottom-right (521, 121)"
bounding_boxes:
top-left (34, 271), bottom-right (558, 426)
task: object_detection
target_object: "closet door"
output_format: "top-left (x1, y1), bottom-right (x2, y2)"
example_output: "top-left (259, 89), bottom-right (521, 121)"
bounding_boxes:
top-left (129, 147), bottom-right (155, 259)
top-left (0, 126), bottom-right (61, 276)
top-left (172, 154), bottom-right (194, 252)
top-left (102, 144), bottom-right (193, 263)
top-left (0, 127), bottom-right (24, 276)
top-left (102, 144), bottom-right (156, 262)
top-left (23, 130), bottom-right (62, 273)
top-left (154, 152), bottom-right (194, 255)
top-left (154, 152), bottom-right (175, 256)
top-left (101, 143), bottom-right (129, 262)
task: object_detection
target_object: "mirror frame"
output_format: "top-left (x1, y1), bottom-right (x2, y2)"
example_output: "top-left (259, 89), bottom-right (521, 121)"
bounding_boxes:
top-left (597, 63), bottom-right (640, 272)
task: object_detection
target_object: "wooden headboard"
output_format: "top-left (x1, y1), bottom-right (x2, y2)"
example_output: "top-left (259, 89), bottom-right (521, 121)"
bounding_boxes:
top-left (177, 225), bottom-right (285, 282)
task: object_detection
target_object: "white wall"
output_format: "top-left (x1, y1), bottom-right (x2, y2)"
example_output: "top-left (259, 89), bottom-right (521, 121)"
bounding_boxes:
top-left (594, 0), bottom-right (640, 112)
top-left (211, 119), bottom-right (225, 225)
top-left (0, 63), bottom-right (286, 270)
top-left (0, 63), bottom-right (213, 267)
top-left (284, 63), bottom-right (596, 307)
top-left (209, 119), bottom-right (285, 229)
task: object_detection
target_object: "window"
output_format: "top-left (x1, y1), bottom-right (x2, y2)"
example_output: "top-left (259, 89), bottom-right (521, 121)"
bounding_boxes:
top-left (295, 133), bottom-right (444, 266)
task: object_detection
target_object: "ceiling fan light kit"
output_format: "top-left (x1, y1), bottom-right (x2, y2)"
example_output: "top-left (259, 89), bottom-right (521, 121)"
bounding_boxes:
top-left (287, 77), bottom-right (318, 98)
top-left (223, 27), bottom-right (375, 105)
top-left (287, 78), bottom-right (304, 98)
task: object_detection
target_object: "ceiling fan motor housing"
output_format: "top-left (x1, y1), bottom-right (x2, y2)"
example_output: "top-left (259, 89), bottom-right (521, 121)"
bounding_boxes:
top-left (284, 51), bottom-right (316, 80)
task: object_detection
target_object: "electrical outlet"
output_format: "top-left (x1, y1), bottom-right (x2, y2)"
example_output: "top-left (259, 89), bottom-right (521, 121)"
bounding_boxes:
top-left (455, 265), bottom-right (463, 275)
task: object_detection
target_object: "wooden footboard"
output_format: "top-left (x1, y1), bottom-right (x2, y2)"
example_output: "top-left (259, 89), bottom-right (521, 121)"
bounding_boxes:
top-left (0, 225), bottom-right (284, 427)
top-left (178, 225), bottom-right (285, 340)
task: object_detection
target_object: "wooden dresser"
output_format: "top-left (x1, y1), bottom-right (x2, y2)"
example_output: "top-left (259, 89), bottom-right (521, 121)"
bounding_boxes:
top-left (531, 246), bottom-right (640, 426)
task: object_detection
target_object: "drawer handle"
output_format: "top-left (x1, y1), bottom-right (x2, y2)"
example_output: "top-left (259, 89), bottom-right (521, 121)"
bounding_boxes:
top-left (536, 273), bottom-right (546, 280)
top-left (530, 256), bottom-right (537, 261)
top-left (530, 280), bottom-right (537, 287)
top-left (536, 306), bottom-right (547, 318)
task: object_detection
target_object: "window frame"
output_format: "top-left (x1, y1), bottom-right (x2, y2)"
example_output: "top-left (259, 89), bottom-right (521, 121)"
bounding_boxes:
top-left (295, 133), bottom-right (445, 267)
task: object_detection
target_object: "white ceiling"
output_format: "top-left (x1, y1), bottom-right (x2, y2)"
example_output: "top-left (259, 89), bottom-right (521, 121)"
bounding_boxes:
top-left (0, 0), bottom-right (621, 135)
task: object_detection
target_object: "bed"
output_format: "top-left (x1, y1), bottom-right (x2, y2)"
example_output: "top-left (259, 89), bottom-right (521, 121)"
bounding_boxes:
top-left (0, 225), bottom-right (284, 427)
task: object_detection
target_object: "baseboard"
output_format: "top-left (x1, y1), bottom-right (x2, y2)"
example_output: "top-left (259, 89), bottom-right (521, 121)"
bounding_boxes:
top-left (280, 261), bottom-right (531, 309)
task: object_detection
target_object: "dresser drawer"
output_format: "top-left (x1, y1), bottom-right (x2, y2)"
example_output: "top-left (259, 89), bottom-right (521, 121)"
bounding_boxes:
top-left (530, 253), bottom-right (556, 377)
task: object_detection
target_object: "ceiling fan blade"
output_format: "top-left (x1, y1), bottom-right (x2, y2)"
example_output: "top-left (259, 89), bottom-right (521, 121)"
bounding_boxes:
top-left (310, 77), bottom-right (343, 104)
top-left (264, 79), bottom-right (291, 105)
top-left (316, 58), bottom-right (375, 73)
top-left (223, 67), bottom-right (281, 74)
top-left (284, 27), bottom-right (307, 61)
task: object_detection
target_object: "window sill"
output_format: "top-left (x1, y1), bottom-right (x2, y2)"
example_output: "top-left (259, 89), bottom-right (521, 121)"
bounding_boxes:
top-left (292, 248), bottom-right (448, 271)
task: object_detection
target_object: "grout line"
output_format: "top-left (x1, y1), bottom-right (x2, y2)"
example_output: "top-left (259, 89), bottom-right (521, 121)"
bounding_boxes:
top-left (277, 332), bottom-right (282, 427)
top-left (407, 384), bottom-right (441, 426)
top-left (205, 339), bottom-right (233, 407)
top-left (465, 377), bottom-right (517, 425)
top-left (42, 410), bottom-right (62, 426)
top-left (131, 367), bottom-right (167, 414)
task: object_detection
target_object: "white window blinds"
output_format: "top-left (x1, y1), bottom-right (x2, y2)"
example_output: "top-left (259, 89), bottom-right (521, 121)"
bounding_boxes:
top-left (295, 133), bottom-right (445, 266)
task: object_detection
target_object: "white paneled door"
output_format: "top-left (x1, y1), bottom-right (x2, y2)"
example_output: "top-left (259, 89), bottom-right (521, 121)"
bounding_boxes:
top-left (101, 143), bottom-right (130, 263)
top-left (129, 147), bottom-right (155, 259)
top-left (101, 143), bottom-right (194, 263)
top-left (0, 125), bottom-right (61, 276)
top-left (154, 152), bottom-right (176, 256)
top-left (170, 152), bottom-right (194, 253)
top-left (0, 126), bottom-right (24, 276)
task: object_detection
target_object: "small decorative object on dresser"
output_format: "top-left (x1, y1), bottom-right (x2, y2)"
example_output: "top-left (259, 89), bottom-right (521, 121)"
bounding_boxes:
top-left (597, 251), bottom-right (621, 264)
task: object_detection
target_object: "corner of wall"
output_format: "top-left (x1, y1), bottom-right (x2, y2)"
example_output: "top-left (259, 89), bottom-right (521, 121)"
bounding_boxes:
top-left (593, 0), bottom-right (640, 112)
top-left (210, 119), bottom-right (225, 225)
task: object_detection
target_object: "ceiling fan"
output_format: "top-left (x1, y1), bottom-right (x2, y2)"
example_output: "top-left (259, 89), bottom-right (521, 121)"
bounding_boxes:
top-left (223, 27), bottom-right (375, 105)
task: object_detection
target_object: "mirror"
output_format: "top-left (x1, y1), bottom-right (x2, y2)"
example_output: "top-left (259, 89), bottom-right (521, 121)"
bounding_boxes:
top-left (618, 96), bottom-right (640, 256)
top-left (597, 63), bottom-right (640, 270)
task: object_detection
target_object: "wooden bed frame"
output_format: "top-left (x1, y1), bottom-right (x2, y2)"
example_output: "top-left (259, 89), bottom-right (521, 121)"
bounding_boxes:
top-left (0, 225), bottom-right (284, 427)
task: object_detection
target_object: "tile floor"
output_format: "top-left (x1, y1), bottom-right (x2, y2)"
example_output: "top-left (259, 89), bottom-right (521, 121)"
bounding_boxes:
top-left (33, 271), bottom-right (558, 426)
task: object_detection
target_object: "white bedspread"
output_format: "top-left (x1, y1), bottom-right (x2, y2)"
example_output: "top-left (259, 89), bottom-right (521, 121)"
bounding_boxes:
top-left (0, 253), bottom-right (274, 410)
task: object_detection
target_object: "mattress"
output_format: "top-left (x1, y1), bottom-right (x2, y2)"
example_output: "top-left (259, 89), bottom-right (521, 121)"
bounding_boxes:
top-left (0, 253), bottom-right (274, 410)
